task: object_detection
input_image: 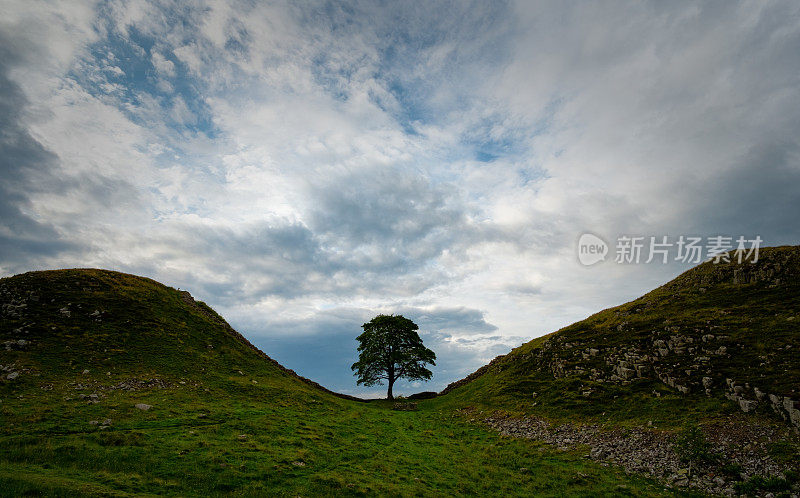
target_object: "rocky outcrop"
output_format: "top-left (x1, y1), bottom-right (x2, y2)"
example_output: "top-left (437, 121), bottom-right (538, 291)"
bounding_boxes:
top-left (446, 326), bottom-right (800, 431)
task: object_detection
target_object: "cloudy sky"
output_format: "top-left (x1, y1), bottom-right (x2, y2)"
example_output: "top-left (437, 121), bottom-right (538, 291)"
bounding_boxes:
top-left (2, 1), bottom-right (799, 396)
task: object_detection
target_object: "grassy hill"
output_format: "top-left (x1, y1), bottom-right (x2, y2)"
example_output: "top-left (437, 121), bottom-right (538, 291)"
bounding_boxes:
top-left (0, 269), bottom-right (668, 496)
top-left (0, 269), bottom-right (352, 399)
top-left (436, 246), bottom-right (800, 429)
top-left (428, 247), bottom-right (800, 495)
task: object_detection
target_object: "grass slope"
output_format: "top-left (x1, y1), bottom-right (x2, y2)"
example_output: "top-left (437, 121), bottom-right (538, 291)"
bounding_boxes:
top-left (1, 269), bottom-right (672, 496)
top-left (435, 246), bottom-right (800, 429)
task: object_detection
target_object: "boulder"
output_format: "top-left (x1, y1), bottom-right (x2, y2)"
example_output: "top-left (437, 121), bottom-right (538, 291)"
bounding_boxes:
top-left (738, 399), bottom-right (757, 413)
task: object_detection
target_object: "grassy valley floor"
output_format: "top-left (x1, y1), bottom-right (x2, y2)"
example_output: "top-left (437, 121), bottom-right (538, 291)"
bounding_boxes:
top-left (0, 382), bottom-right (680, 497)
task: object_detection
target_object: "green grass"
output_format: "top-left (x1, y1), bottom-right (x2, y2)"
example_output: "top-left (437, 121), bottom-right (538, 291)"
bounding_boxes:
top-left (0, 381), bottom-right (675, 496)
top-left (0, 269), bottom-right (677, 496)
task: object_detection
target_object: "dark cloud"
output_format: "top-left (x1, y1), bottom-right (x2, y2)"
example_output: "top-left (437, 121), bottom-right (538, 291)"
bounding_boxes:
top-left (0, 33), bottom-right (76, 270)
top-left (396, 306), bottom-right (498, 336)
top-left (687, 142), bottom-right (800, 245)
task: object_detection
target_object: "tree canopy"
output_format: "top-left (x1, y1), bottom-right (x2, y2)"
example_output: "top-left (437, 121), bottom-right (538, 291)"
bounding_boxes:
top-left (351, 314), bottom-right (436, 400)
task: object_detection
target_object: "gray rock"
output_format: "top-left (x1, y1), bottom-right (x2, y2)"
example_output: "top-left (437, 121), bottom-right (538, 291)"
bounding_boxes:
top-left (6, 372), bottom-right (19, 380)
top-left (135, 403), bottom-right (152, 411)
top-left (739, 399), bottom-right (757, 413)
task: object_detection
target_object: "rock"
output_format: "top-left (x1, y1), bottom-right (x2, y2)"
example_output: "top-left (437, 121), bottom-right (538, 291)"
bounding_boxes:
top-left (291, 461), bottom-right (305, 467)
top-left (89, 420), bottom-right (99, 425)
top-left (6, 372), bottom-right (19, 380)
top-left (102, 418), bottom-right (112, 426)
top-left (590, 447), bottom-right (606, 459)
top-left (3, 339), bottom-right (29, 351)
top-left (135, 403), bottom-right (152, 411)
top-left (82, 369), bottom-right (90, 374)
top-left (739, 399), bottom-right (757, 413)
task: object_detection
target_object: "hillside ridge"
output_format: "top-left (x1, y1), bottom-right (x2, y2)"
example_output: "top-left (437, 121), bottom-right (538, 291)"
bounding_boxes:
top-left (440, 245), bottom-right (800, 430)
top-left (1, 268), bottom-right (364, 402)
top-left (176, 287), bottom-right (366, 402)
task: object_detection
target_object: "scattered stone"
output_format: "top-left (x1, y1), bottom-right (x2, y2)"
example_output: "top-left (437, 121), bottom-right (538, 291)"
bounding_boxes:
top-left (6, 372), bottom-right (19, 380)
top-left (479, 408), bottom-right (797, 497)
top-left (135, 403), bottom-right (152, 411)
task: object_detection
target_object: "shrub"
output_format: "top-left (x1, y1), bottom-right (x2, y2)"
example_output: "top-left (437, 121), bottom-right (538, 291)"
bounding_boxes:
top-left (673, 424), bottom-right (718, 465)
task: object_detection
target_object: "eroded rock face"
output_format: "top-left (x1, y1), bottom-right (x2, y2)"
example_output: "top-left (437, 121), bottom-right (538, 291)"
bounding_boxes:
top-left (442, 322), bottom-right (800, 431)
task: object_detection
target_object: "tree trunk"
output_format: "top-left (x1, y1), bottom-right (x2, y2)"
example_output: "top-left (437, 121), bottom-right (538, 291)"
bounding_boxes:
top-left (387, 378), bottom-right (394, 400)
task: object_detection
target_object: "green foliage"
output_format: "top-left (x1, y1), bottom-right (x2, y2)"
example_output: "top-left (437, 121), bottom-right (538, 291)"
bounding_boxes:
top-left (673, 424), bottom-right (718, 465)
top-left (767, 441), bottom-right (800, 465)
top-left (719, 462), bottom-right (742, 477)
top-left (351, 314), bottom-right (436, 399)
top-left (734, 474), bottom-right (792, 495)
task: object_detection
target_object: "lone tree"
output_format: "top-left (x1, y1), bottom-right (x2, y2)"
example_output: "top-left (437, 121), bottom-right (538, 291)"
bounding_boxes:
top-left (351, 314), bottom-right (436, 400)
